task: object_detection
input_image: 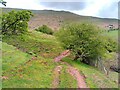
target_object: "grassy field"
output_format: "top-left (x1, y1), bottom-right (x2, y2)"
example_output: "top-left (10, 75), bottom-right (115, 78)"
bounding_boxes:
top-left (2, 30), bottom-right (119, 88)
top-left (104, 30), bottom-right (118, 40)
top-left (3, 56), bottom-right (57, 88)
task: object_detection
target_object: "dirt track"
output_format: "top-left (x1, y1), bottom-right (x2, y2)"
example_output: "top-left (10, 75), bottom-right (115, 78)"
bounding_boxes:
top-left (53, 50), bottom-right (88, 88)
top-left (67, 66), bottom-right (87, 88)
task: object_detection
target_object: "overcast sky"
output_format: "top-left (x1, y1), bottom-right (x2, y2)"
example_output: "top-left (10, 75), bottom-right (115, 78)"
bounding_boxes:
top-left (0, 0), bottom-right (119, 19)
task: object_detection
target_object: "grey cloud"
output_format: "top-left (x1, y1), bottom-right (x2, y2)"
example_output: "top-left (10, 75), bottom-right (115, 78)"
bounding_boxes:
top-left (40, 2), bottom-right (86, 10)
top-left (98, 2), bottom-right (118, 18)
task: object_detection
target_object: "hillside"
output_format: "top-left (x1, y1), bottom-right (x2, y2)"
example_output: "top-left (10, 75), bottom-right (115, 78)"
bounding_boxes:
top-left (1, 8), bottom-right (119, 89)
top-left (2, 30), bottom-right (118, 88)
top-left (2, 8), bottom-right (118, 31)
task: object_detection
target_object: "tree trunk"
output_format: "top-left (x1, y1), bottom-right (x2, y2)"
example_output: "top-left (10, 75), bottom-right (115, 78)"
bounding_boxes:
top-left (74, 55), bottom-right (79, 60)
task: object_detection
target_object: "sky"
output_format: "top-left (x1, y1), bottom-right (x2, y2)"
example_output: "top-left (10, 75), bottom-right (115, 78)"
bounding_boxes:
top-left (0, 0), bottom-right (119, 19)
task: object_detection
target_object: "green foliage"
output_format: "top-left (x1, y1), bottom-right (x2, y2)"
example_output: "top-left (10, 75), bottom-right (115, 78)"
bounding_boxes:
top-left (35, 25), bottom-right (53, 35)
top-left (0, 0), bottom-right (7, 6)
top-left (103, 36), bottom-right (118, 53)
top-left (56, 23), bottom-right (106, 65)
top-left (102, 30), bottom-right (118, 53)
top-left (2, 10), bottom-right (33, 35)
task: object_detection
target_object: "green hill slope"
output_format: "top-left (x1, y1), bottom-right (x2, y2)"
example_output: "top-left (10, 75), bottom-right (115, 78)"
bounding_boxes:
top-left (2, 42), bottom-right (31, 72)
top-left (2, 30), bottom-right (118, 88)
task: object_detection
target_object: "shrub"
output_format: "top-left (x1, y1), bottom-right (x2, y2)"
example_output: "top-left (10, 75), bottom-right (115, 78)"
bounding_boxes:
top-left (55, 23), bottom-right (106, 65)
top-left (35, 25), bottom-right (53, 35)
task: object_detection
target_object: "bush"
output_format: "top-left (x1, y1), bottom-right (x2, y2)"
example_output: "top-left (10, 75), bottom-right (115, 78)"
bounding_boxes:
top-left (35, 25), bottom-right (53, 35)
top-left (56, 23), bottom-right (106, 65)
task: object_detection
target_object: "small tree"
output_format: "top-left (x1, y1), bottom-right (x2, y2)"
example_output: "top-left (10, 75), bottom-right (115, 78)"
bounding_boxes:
top-left (2, 10), bottom-right (33, 35)
top-left (56, 23), bottom-right (106, 65)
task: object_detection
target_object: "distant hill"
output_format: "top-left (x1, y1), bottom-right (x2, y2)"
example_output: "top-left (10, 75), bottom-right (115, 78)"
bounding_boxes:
top-left (2, 8), bottom-right (119, 31)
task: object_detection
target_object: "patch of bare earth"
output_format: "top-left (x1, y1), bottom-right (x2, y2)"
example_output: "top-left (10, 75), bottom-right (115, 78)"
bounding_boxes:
top-left (1, 76), bottom-right (9, 80)
top-left (54, 50), bottom-right (70, 62)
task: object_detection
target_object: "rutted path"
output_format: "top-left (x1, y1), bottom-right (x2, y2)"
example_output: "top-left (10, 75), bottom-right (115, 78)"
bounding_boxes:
top-left (51, 66), bottom-right (62, 88)
top-left (67, 66), bottom-right (87, 88)
top-left (52, 50), bottom-right (88, 88)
